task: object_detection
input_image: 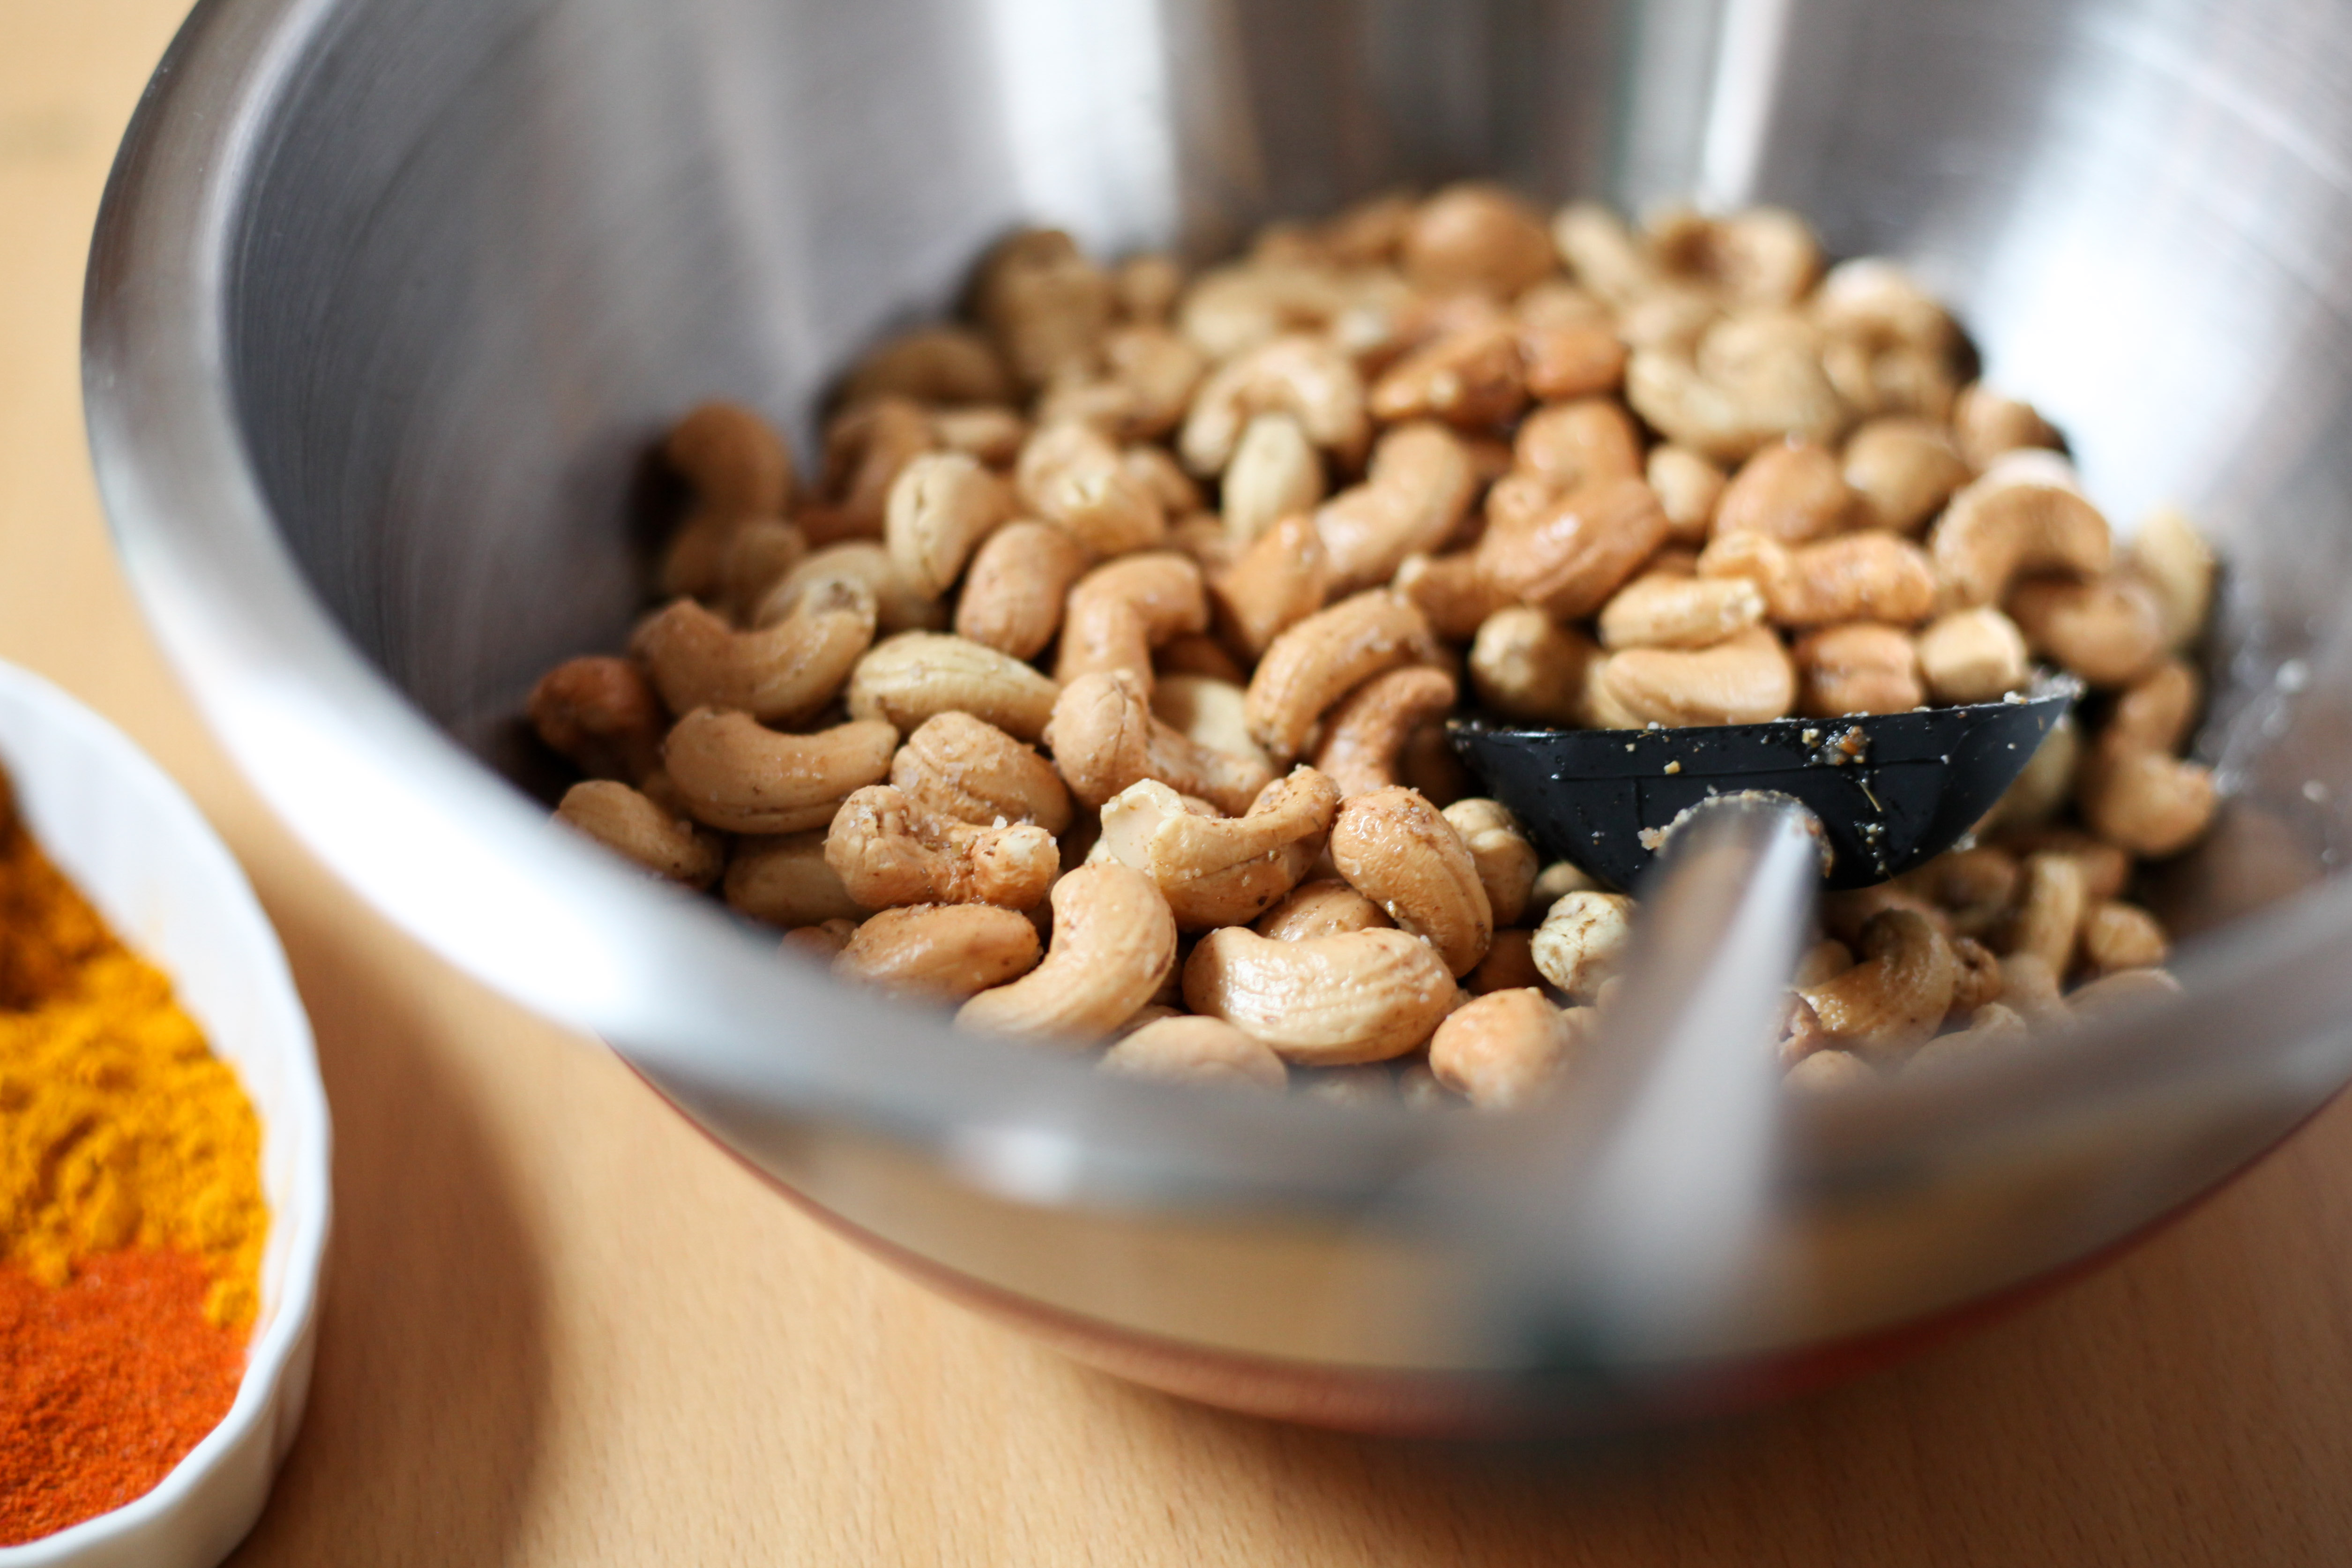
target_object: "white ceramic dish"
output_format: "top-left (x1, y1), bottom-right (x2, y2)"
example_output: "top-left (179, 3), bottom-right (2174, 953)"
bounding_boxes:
top-left (0, 663), bottom-right (329, 1567)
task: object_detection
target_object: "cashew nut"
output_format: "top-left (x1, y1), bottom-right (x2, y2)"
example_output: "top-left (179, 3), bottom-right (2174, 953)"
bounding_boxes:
top-left (1244, 590), bottom-right (1441, 763)
top-left (1793, 622), bottom-right (1923, 717)
top-left (1596, 570), bottom-right (1767, 650)
top-left (1624, 311), bottom-right (1850, 463)
top-left (556, 781), bottom-right (722, 888)
top-left (1644, 205), bottom-right (1822, 307)
top-left (889, 711), bottom-right (1073, 834)
top-left (1429, 989), bottom-right (1588, 1109)
top-left (1309, 666), bottom-right (1459, 798)
top-left (1045, 670), bottom-right (1276, 814)
top-left (1951, 383), bottom-right (2060, 471)
top-left (631, 582), bottom-right (877, 727)
top-left (1591, 625), bottom-right (1797, 727)
top-left (1915, 606), bottom-right (2031, 703)
top-left (805, 396), bottom-right (937, 543)
top-left (1697, 528), bottom-right (1938, 627)
top-left (1905, 1002), bottom-right (2029, 1074)
top-left (1843, 417), bottom-right (1968, 534)
top-left (1054, 553), bottom-right (1208, 692)
top-left (1183, 926), bottom-right (1458, 1064)
top-left (1478, 475), bottom-right (1672, 622)
top-left (1254, 878), bottom-right (1393, 941)
top-left (1927, 450), bottom-right (2112, 607)
top-left (664, 711), bottom-right (897, 833)
top-left (883, 451), bottom-right (1015, 599)
top-left (782, 920), bottom-right (859, 962)
top-left (1713, 441), bottom-right (1856, 543)
top-left (1330, 786), bottom-right (1493, 977)
top-left (845, 632), bottom-right (1061, 742)
top-left (1512, 399), bottom-right (1644, 491)
top-left (2076, 738), bottom-right (2218, 858)
top-left (1438, 798), bottom-right (1538, 928)
top-left (1466, 927), bottom-right (1544, 993)
top-left (973, 228), bottom-right (1114, 389)
top-left (1530, 890), bottom-right (1634, 1002)
top-left (759, 540), bottom-right (946, 636)
top-left (1208, 510), bottom-right (1332, 658)
top-left (1151, 675), bottom-right (1273, 775)
top-left (664, 401), bottom-right (794, 517)
top-left (723, 830), bottom-right (863, 927)
top-left (1999, 851), bottom-right (2089, 979)
top-left (953, 520), bottom-right (1095, 660)
top-left (1177, 334), bottom-right (1370, 475)
top-left (837, 325), bottom-right (1013, 408)
top-left (957, 862), bottom-right (1177, 1043)
top-left (1368, 318), bottom-right (1528, 429)
top-left (1401, 182), bottom-right (1555, 298)
top-left (1036, 324), bottom-right (1206, 441)
top-left (1015, 420), bottom-right (1166, 556)
top-left (1220, 411), bottom-right (1326, 544)
top-left (2129, 506), bottom-right (2216, 652)
top-left (1521, 317), bottom-right (1628, 404)
top-left (1646, 444), bottom-right (1727, 543)
top-left (1995, 827), bottom-right (2130, 901)
top-left (1811, 259), bottom-right (1955, 358)
top-left (1099, 1015), bottom-right (1288, 1093)
top-left (529, 656), bottom-right (667, 782)
top-left (2083, 900), bottom-right (2170, 974)
top-left (2006, 574), bottom-right (2165, 688)
top-left (1098, 767), bottom-right (1340, 929)
top-left (1796, 908), bottom-right (1957, 1058)
top-left (1395, 550), bottom-right (1516, 642)
top-left (825, 784), bottom-right (1059, 910)
top-left (1314, 422), bottom-right (1480, 593)
top-left (1466, 607), bottom-right (1600, 726)
top-left (833, 903), bottom-right (1043, 1002)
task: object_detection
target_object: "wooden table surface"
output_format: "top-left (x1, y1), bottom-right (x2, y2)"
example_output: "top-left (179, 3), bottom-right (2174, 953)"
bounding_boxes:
top-left (10, 5), bottom-right (2352, 1563)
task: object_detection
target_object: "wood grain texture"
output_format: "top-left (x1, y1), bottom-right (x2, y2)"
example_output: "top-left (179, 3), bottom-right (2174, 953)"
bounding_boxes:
top-left (9, 7), bottom-right (2352, 1563)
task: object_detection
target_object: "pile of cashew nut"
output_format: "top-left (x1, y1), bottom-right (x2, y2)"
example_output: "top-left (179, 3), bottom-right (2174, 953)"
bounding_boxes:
top-left (530, 187), bottom-right (2219, 1107)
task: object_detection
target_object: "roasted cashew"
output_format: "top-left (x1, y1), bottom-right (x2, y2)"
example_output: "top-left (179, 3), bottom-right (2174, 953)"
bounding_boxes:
top-left (1208, 511), bottom-right (1331, 658)
top-left (2083, 900), bottom-right (2170, 974)
top-left (664, 711), bottom-right (897, 834)
top-left (1151, 675), bottom-right (1272, 775)
top-left (1098, 767), bottom-right (1340, 929)
top-left (1368, 318), bottom-right (1528, 429)
top-left (664, 401), bottom-right (794, 517)
top-left (2076, 737), bottom-right (2218, 857)
top-left (1330, 786), bottom-right (1494, 977)
top-left (2006, 574), bottom-right (2165, 688)
top-left (1015, 420), bottom-right (1166, 556)
top-left (845, 632), bottom-right (1061, 742)
top-left (2130, 507), bottom-right (2216, 652)
top-left (1927, 450), bottom-right (2112, 607)
top-left (1915, 606), bottom-right (2031, 702)
top-left (1183, 926), bottom-right (1458, 1064)
top-left (759, 540), bottom-right (945, 636)
top-left (529, 656), bottom-right (667, 782)
top-left (957, 862), bottom-right (1177, 1043)
top-left (1054, 553), bottom-right (1209, 692)
top-left (631, 582), bottom-right (877, 727)
top-left (1647, 445), bottom-right (1727, 543)
top-left (1951, 383), bottom-right (2060, 470)
top-left (883, 451), bottom-right (1015, 599)
top-left (1996, 827), bottom-right (2129, 901)
top-left (953, 521), bottom-right (1094, 661)
top-left (833, 903), bottom-right (1043, 1001)
top-left (1521, 318), bottom-right (1629, 403)
top-left (1114, 252), bottom-right (1185, 323)
top-left (1714, 441), bottom-right (1856, 543)
top-left (1643, 205), bottom-right (1822, 307)
top-left (2109, 658), bottom-right (2201, 754)
top-left (1254, 878), bottom-right (1393, 941)
top-left (722, 830), bottom-right (862, 927)
top-left (1530, 890), bottom-right (1634, 1002)
top-left (1467, 607), bottom-right (1600, 726)
top-left (1998, 851), bottom-right (2088, 979)
top-left (556, 781), bottom-right (722, 888)
top-left (1175, 261), bottom-right (1356, 362)
top-left (1949, 933), bottom-right (2004, 1016)
top-left (1551, 201), bottom-right (1658, 306)
top-left (804, 396), bottom-right (937, 544)
top-left (1701, 529), bottom-right (1938, 628)
top-left (973, 228), bottom-right (1114, 389)
top-left (1429, 988), bottom-right (1587, 1109)
top-left (1592, 624), bottom-right (1796, 727)
top-left (1395, 550), bottom-right (1515, 642)
top-left (1314, 422), bottom-right (1480, 593)
top-left (1796, 908), bottom-right (1958, 1058)
top-left (1035, 324), bottom-right (1206, 441)
top-left (1309, 666), bottom-right (1458, 798)
top-left (1244, 590), bottom-right (1441, 764)
top-left (1401, 182), bottom-right (1555, 298)
top-left (1624, 311), bottom-right (1849, 463)
top-left (825, 784), bottom-right (1059, 910)
top-left (1843, 417), bottom-right (1968, 534)
top-left (1467, 927), bottom-right (1544, 993)
top-left (889, 712), bottom-right (1073, 834)
top-left (1220, 412), bottom-right (1325, 544)
top-left (1099, 1015), bottom-right (1288, 1092)
top-left (1793, 622), bottom-right (1923, 717)
top-left (1902, 846), bottom-right (2021, 939)
top-left (1811, 259), bottom-right (1955, 358)
top-left (836, 324), bottom-right (1013, 408)
top-left (1439, 799), bottom-right (1539, 928)
top-left (1478, 475), bottom-right (1671, 622)
top-left (1045, 670), bottom-right (1276, 814)
top-left (1597, 570), bottom-right (1767, 650)
top-left (1177, 334), bottom-right (1370, 475)
top-left (1512, 399), bottom-right (1644, 491)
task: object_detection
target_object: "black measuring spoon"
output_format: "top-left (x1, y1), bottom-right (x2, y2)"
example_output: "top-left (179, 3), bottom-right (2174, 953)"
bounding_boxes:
top-left (1448, 672), bottom-right (2082, 891)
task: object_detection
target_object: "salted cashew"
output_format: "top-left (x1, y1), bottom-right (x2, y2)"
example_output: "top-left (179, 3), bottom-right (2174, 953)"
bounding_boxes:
top-left (1793, 938), bottom-right (1856, 988)
top-left (2006, 574), bottom-right (2165, 688)
top-left (1394, 550), bottom-right (1515, 642)
top-left (1440, 799), bottom-right (1538, 928)
top-left (1253, 878), bottom-right (1393, 941)
top-left (1177, 334), bottom-right (1370, 475)
top-left (836, 324), bottom-right (1013, 408)
top-left (631, 582), bottom-right (877, 727)
top-left (1036, 324), bottom-right (1206, 441)
top-left (957, 862), bottom-right (1177, 1043)
top-left (1478, 476), bottom-right (1671, 621)
top-left (1624, 311), bottom-right (1849, 463)
top-left (1999, 851), bottom-right (2089, 978)
top-left (1647, 445), bottom-right (1727, 543)
top-left (1099, 1016), bottom-right (1288, 1092)
top-left (1220, 412), bottom-right (1326, 543)
top-left (1952, 383), bottom-right (2060, 470)
top-left (1368, 317), bottom-right (1528, 429)
top-left (1183, 926), bottom-right (1458, 1064)
top-left (1644, 205), bottom-right (1822, 307)
top-left (1314, 422), bottom-right (1480, 593)
top-left (664, 711), bottom-right (897, 834)
top-left (1467, 927), bottom-right (1544, 993)
top-left (803, 396), bottom-right (937, 543)
top-left (664, 401), bottom-right (794, 517)
top-left (1115, 252), bottom-right (1184, 321)
top-left (1244, 590), bottom-right (1441, 763)
top-left (2129, 507), bottom-right (2216, 652)
top-left (2109, 659), bottom-right (2201, 754)
top-left (1996, 827), bottom-right (2129, 901)
top-left (973, 228), bottom-right (1114, 389)
top-left (888, 712), bottom-right (1073, 834)
top-left (1713, 441), bottom-right (1856, 543)
top-left (1151, 675), bottom-right (1272, 775)
top-left (1696, 530), bottom-right (1937, 627)
top-left (2083, 900), bottom-right (2170, 974)
top-left (1015, 420), bottom-right (1166, 556)
top-left (1401, 182), bottom-right (1555, 298)
top-left (1915, 606), bottom-right (2031, 703)
top-left (1843, 418), bottom-right (1968, 534)
top-left (845, 632), bottom-right (1061, 742)
top-left (1467, 607), bottom-right (1600, 726)
top-left (883, 451), bottom-right (1015, 599)
top-left (1902, 846), bottom-right (2021, 939)
top-left (1949, 934), bottom-right (2004, 1016)
top-left (1592, 624), bottom-right (1796, 727)
top-left (1097, 767), bottom-right (1340, 929)
top-left (722, 830), bottom-right (863, 927)
top-left (529, 656), bottom-right (667, 782)
top-left (1045, 670), bottom-right (1276, 814)
top-left (759, 540), bottom-right (945, 636)
top-left (1123, 442), bottom-right (1203, 516)
top-left (1309, 666), bottom-right (1458, 798)
top-left (825, 784), bottom-right (1059, 910)
top-left (1530, 890), bottom-right (1635, 1002)
top-left (1174, 261), bottom-right (1356, 362)
top-left (1551, 201), bottom-right (1658, 306)
top-left (660, 515), bottom-right (807, 625)
top-left (1329, 786), bottom-right (1493, 977)
top-left (953, 521), bottom-right (1094, 661)
top-left (1512, 399), bottom-right (1644, 491)
top-left (2076, 736), bottom-right (2218, 858)
top-left (1796, 908), bottom-right (1958, 1059)
top-left (1811, 259), bottom-right (1955, 358)
top-left (1596, 570), bottom-right (1767, 650)
top-left (1793, 622), bottom-right (1922, 717)
top-left (1208, 511), bottom-right (1331, 658)
top-left (556, 781), bottom-right (722, 888)
top-left (1054, 553), bottom-right (1208, 691)
top-left (1429, 989), bottom-right (1588, 1109)
top-left (1927, 450), bottom-right (2112, 607)
top-left (833, 903), bottom-right (1043, 1001)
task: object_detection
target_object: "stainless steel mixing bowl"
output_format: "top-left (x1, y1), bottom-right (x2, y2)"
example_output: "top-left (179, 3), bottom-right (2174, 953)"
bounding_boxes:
top-left (82, 0), bottom-right (2352, 1430)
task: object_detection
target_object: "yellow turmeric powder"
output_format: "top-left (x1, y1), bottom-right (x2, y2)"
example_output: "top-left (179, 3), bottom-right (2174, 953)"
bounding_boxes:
top-left (0, 792), bottom-right (266, 1330)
